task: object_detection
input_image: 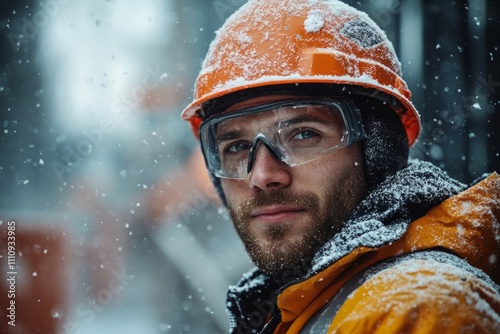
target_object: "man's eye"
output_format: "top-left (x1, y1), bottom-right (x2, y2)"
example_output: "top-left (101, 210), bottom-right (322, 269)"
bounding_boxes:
top-left (293, 129), bottom-right (318, 141)
top-left (225, 141), bottom-right (251, 154)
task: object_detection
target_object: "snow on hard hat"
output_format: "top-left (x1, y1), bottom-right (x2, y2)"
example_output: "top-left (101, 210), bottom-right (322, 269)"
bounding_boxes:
top-left (181, 0), bottom-right (421, 146)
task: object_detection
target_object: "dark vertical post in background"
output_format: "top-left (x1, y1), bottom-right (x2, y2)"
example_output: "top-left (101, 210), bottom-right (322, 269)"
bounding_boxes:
top-left (417, 0), bottom-right (499, 182)
top-left (485, 0), bottom-right (500, 174)
top-left (419, 0), bottom-right (469, 182)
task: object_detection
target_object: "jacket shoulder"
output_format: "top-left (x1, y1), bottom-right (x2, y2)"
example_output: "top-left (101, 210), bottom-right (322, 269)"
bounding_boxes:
top-left (329, 255), bottom-right (500, 333)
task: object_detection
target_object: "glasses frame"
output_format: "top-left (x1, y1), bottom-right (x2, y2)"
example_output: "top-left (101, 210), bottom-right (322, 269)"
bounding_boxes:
top-left (199, 97), bottom-right (366, 179)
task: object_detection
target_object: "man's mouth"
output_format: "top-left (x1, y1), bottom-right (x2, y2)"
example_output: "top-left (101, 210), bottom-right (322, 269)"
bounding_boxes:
top-left (250, 205), bottom-right (306, 223)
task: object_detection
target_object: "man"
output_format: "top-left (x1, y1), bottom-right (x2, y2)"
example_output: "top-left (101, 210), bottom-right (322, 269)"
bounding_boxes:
top-left (181, 0), bottom-right (500, 333)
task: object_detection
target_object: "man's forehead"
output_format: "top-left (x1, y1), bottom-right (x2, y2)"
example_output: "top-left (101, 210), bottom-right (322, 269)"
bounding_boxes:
top-left (225, 94), bottom-right (311, 113)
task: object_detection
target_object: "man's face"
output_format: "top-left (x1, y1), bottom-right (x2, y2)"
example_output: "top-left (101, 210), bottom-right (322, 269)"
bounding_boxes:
top-left (219, 95), bottom-right (367, 277)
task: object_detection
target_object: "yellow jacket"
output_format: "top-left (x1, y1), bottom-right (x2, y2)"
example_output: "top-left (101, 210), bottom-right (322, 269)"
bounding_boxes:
top-left (227, 162), bottom-right (500, 333)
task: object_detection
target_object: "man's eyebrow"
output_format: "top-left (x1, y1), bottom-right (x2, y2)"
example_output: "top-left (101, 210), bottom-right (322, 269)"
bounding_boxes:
top-left (216, 129), bottom-right (245, 142)
top-left (215, 114), bottom-right (338, 141)
top-left (282, 114), bottom-right (337, 126)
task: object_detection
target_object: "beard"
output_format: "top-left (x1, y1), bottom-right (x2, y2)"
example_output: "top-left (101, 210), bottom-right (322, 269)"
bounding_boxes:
top-left (226, 169), bottom-right (365, 280)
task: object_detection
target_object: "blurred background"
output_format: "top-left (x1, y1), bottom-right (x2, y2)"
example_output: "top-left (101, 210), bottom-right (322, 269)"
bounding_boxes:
top-left (0, 0), bottom-right (498, 333)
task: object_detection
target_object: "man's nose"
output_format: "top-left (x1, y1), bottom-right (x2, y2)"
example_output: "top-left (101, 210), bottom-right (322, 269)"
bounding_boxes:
top-left (247, 141), bottom-right (292, 190)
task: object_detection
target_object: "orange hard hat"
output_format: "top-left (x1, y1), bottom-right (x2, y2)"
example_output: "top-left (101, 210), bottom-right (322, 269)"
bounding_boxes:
top-left (181, 0), bottom-right (421, 146)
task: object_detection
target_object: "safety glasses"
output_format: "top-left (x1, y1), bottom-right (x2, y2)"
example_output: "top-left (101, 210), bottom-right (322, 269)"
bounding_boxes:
top-left (199, 98), bottom-right (366, 179)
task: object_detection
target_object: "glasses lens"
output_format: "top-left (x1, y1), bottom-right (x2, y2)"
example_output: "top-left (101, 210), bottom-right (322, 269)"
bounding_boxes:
top-left (275, 104), bottom-right (347, 164)
top-left (200, 99), bottom-right (361, 179)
